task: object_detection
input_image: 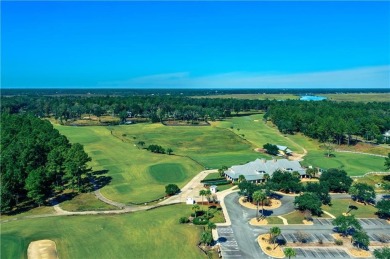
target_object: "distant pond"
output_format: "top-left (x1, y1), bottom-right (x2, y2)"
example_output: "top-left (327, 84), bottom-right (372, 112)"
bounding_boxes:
top-left (300, 95), bottom-right (327, 101)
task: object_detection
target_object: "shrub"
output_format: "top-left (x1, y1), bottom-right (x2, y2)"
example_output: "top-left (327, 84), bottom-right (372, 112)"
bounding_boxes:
top-left (266, 246), bottom-right (271, 251)
top-left (179, 217), bottom-right (189, 224)
top-left (335, 239), bottom-right (343, 246)
top-left (193, 217), bottom-right (209, 225)
top-left (165, 184), bottom-right (180, 196)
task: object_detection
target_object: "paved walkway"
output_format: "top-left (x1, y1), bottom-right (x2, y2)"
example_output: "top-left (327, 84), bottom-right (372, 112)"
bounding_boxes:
top-left (159, 169), bottom-right (217, 205)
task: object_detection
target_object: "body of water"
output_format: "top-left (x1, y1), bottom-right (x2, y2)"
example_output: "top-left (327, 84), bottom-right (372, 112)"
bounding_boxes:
top-left (300, 95), bottom-right (327, 101)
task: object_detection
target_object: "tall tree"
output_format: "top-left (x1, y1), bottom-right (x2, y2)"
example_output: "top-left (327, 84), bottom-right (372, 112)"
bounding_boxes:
top-left (269, 226), bottom-right (281, 249)
top-left (253, 190), bottom-right (267, 219)
top-left (349, 183), bottom-right (376, 204)
top-left (25, 168), bottom-right (47, 206)
top-left (352, 231), bottom-right (370, 250)
top-left (385, 153), bottom-right (390, 170)
top-left (64, 143), bottom-right (91, 191)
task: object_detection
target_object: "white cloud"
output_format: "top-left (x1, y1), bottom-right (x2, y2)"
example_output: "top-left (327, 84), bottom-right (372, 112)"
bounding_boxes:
top-left (99, 66), bottom-right (390, 88)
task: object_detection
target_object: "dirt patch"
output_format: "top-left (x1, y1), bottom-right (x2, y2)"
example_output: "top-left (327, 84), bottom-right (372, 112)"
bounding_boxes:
top-left (258, 234), bottom-right (285, 258)
top-left (249, 218), bottom-right (268, 225)
top-left (239, 197), bottom-right (281, 210)
top-left (300, 178), bottom-right (319, 183)
top-left (28, 240), bottom-right (58, 259)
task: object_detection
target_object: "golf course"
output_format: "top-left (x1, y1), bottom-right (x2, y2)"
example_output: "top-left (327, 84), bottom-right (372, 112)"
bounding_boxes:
top-left (52, 113), bottom-right (388, 206)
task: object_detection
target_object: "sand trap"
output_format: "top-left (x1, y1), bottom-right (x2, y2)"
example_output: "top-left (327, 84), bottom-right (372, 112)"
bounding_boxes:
top-left (28, 240), bottom-right (58, 259)
top-left (239, 197), bottom-right (281, 210)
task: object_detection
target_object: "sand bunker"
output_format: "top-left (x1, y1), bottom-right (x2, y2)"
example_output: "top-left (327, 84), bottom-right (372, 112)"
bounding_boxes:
top-left (28, 240), bottom-right (58, 259)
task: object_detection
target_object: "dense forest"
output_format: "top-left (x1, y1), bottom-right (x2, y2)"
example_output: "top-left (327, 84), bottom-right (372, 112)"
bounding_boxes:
top-left (264, 100), bottom-right (390, 144)
top-left (0, 113), bottom-right (91, 213)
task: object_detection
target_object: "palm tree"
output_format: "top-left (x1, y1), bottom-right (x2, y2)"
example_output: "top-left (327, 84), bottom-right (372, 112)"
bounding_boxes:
top-left (284, 247), bottom-right (296, 259)
top-left (207, 222), bottom-right (216, 231)
top-left (199, 189), bottom-right (207, 215)
top-left (269, 226), bottom-right (281, 249)
top-left (238, 174), bottom-right (246, 183)
top-left (263, 173), bottom-right (270, 182)
top-left (292, 171), bottom-right (301, 179)
top-left (205, 189), bottom-right (212, 217)
top-left (192, 204), bottom-right (200, 218)
top-left (253, 190), bottom-right (267, 220)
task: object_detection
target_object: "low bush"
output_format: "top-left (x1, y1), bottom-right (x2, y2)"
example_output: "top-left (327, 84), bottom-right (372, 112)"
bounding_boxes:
top-left (266, 246), bottom-right (271, 251)
top-left (335, 239), bottom-right (343, 246)
top-left (179, 217), bottom-right (189, 224)
top-left (201, 178), bottom-right (225, 183)
top-left (193, 217), bottom-right (209, 225)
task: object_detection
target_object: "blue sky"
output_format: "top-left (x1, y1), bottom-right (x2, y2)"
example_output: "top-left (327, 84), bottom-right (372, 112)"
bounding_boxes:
top-left (2, 1), bottom-right (389, 89)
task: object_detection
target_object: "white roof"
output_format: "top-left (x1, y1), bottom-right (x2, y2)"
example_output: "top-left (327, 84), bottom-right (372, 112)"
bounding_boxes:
top-left (225, 158), bottom-right (306, 181)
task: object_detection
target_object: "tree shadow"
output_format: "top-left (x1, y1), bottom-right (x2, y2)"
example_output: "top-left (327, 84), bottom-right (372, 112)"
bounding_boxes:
top-left (90, 170), bottom-right (112, 190)
top-left (261, 210), bottom-right (274, 217)
top-left (217, 237), bottom-right (227, 243)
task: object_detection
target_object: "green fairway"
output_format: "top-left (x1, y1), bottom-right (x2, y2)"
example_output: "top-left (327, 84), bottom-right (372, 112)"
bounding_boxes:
top-left (214, 114), bottom-right (304, 154)
top-left (148, 163), bottom-right (187, 183)
top-left (302, 151), bottom-right (386, 176)
top-left (322, 199), bottom-right (378, 218)
top-left (55, 125), bottom-right (203, 203)
top-left (1, 205), bottom-right (204, 259)
top-left (55, 122), bottom-right (262, 203)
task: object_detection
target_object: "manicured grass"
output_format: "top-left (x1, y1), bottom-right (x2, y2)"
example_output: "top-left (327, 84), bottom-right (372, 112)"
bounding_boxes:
top-left (1, 206), bottom-right (55, 221)
top-left (266, 216), bottom-right (284, 225)
top-left (204, 172), bottom-right (223, 181)
top-left (302, 151), bottom-right (387, 176)
top-left (60, 193), bottom-right (119, 211)
top-left (55, 125), bottom-right (203, 203)
top-left (322, 199), bottom-right (378, 218)
top-left (214, 114), bottom-right (304, 154)
top-left (1, 205), bottom-right (204, 259)
top-left (148, 163), bottom-right (187, 183)
top-left (216, 184), bottom-right (234, 192)
top-left (283, 211), bottom-right (305, 224)
top-left (209, 206), bottom-right (225, 223)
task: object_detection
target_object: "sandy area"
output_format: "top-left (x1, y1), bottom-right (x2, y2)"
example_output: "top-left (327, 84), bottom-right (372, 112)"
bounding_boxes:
top-left (249, 218), bottom-right (268, 225)
top-left (239, 197), bottom-right (281, 210)
top-left (27, 240), bottom-right (58, 259)
top-left (258, 234), bottom-right (285, 258)
top-left (348, 248), bottom-right (372, 257)
top-left (302, 219), bottom-right (313, 225)
top-left (331, 234), bottom-right (372, 258)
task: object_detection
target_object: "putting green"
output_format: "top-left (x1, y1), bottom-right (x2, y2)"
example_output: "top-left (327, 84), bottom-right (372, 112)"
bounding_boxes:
top-left (148, 163), bottom-right (187, 183)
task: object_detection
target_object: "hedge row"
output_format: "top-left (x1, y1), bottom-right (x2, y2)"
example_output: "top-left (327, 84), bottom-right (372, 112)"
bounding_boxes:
top-left (204, 180), bottom-right (232, 186)
top-left (201, 177), bottom-right (225, 183)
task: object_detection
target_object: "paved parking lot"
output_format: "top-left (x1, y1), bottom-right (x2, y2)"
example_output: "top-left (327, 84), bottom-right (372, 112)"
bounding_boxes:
top-left (367, 232), bottom-right (390, 242)
top-left (294, 247), bottom-right (350, 258)
top-left (217, 227), bottom-right (245, 258)
top-left (313, 218), bottom-right (388, 226)
top-left (281, 233), bottom-right (334, 243)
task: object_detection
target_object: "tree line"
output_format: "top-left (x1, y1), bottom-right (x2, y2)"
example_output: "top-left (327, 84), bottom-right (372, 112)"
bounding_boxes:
top-left (264, 100), bottom-right (390, 144)
top-left (2, 95), bottom-right (389, 144)
top-left (0, 113), bottom-right (91, 213)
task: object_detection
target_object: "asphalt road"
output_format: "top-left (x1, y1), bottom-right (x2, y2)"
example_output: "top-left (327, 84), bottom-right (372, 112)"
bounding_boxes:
top-left (217, 192), bottom-right (390, 259)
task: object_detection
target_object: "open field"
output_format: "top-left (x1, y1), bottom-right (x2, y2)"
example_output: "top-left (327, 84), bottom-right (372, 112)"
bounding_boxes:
top-left (322, 93), bottom-right (390, 103)
top-left (1, 206), bottom-right (55, 221)
top-left (322, 199), bottom-right (378, 218)
top-left (1, 204), bottom-right (204, 259)
top-left (192, 93), bottom-right (390, 102)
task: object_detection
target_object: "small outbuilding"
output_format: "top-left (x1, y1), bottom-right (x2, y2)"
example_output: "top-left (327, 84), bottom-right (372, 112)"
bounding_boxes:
top-left (186, 197), bottom-right (195, 205)
top-left (210, 185), bottom-right (218, 194)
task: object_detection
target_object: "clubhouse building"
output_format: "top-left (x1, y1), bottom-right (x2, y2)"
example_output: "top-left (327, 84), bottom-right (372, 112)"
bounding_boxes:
top-left (224, 158), bottom-right (306, 183)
